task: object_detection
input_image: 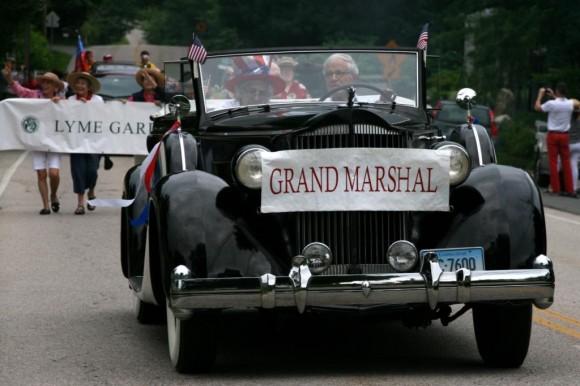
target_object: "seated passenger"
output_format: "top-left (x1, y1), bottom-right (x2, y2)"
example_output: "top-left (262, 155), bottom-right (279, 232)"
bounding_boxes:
top-left (225, 56), bottom-right (285, 106)
top-left (322, 53), bottom-right (359, 101)
top-left (275, 56), bottom-right (310, 99)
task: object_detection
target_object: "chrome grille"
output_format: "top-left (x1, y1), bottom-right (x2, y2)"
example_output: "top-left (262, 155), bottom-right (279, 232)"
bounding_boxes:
top-left (292, 123), bottom-right (409, 272)
top-left (293, 124), bottom-right (406, 149)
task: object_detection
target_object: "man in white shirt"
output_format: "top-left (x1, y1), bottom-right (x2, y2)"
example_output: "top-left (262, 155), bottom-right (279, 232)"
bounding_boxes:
top-left (535, 82), bottom-right (577, 197)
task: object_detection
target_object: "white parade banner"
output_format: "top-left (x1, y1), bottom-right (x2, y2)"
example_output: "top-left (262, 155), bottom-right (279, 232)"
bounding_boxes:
top-left (0, 99), bottom-right (161, 155)
top-left (261, 148), bottom-right (450, 212)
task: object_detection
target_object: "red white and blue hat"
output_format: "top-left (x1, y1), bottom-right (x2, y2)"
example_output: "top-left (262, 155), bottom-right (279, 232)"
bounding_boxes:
top-left (225, 55), bottom-right (285, 94)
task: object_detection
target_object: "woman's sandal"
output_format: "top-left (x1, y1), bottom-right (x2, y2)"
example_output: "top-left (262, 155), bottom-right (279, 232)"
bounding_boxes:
top-left (74, 206), bottom-right (85, 215)
top-left (39, 208), bottom-right (51, 215)
top-left (87, 196), bottom-right (96, 211)
top-left (51, 201), bottom-right (60, 213)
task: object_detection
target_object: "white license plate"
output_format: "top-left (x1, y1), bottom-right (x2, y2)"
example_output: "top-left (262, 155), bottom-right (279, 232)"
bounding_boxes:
top-left (420, 247), bottom-right (485, 272)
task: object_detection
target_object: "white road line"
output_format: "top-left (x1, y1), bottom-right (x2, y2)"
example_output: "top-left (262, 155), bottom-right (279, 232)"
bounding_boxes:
top-left (0, 151), bottom-right (28, 199)
top-left (545, 212), bottom-right (580, 226)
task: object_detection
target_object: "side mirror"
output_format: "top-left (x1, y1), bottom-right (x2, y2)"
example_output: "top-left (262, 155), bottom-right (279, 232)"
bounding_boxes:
top-left (456, 88), bottom-right (477, 110)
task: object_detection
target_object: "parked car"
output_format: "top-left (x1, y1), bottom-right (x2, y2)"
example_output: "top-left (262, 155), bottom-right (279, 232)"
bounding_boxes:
top-left (433, 99), bottom-right (499, 143)
top-left (91, 61), bottom-right (141, 100)
top-left (121, 47), bottom-right (554, 373)
top-left (533, 120), bottom-right (550, 187)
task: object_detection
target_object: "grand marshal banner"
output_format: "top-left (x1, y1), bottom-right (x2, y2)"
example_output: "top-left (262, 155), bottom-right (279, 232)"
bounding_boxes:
top-left (0, 99), bottom-right (162, 155)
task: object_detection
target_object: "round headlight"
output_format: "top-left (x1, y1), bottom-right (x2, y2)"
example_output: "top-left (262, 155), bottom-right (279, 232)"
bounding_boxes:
top-left (387, 240), bottom-right (418, 272)
top-left (302, 242), bottom-right (332, 274)
top-left (438, 144), bottom-right (470, 186)
top-left (234, 146), bottom-right (269, 189)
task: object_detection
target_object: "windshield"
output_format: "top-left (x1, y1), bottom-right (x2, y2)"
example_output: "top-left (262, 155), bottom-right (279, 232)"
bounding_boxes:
top-left (196, 50), bottom-right (419, 112)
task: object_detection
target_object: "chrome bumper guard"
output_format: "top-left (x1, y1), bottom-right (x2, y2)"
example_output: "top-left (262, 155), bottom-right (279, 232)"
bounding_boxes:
top-left (169, 254), bottom-right (554, 316)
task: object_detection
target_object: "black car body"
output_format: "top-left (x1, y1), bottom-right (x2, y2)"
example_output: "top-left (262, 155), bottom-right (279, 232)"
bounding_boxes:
top-left (120, 47), bottom-right (554, 373)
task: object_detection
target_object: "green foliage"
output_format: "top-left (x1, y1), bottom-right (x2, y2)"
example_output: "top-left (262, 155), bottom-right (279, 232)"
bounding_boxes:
top-left (495, 113), bottom-right (538, 170)
top-left (2, 0), bottom-right (580, 115)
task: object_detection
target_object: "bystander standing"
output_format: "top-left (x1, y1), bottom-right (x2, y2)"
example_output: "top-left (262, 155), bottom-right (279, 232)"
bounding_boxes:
top-left (534, 83), bottom-right (578, 197)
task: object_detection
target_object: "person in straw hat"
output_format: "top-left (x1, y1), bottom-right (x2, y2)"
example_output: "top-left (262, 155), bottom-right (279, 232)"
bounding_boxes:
top-left (129, 68), bottom-right (165, 106)
top-left (66, 71), bottom-right (103, 214)
top-left (275, 56), bottom-right (310, 99)
top-left (3, 64), bottom-right (65, 215)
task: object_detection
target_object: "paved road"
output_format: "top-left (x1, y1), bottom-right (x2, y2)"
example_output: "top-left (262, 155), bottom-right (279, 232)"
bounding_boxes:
top-left (0, 151), bottom-right (578, 385)
top-left (52, 28), bottom-right (188, 73)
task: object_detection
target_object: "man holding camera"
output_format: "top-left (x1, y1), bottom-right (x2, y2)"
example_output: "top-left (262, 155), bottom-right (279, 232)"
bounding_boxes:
top-left (535, 82), bottom-right (579, 197)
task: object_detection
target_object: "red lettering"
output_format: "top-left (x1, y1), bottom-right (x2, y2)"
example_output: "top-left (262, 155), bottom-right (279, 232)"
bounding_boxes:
top-left (270, 168), bottom-right (282, 194)
top-left (388, 166), bottom-right (397, 192)
top-left (361, 166), bottom-right (375, 192)
top-left (344, 166), bottom-right (360, 192)
top-left (297, 168), bottom-right (311, 192)
top-left (375, 166), bottom-right (387, 191)
top-left (397, 166), bottom-right (411, 192)
top-left (326, 167), bottom-right (339, 192)
top-left (426, 167), bottom-right (437, 192)
top-left (311, 167), bottom-right (323, 192)
top-left (284, 168), bottom-right (296, 193)
top-left (412, 168), bottom-right (424, 192)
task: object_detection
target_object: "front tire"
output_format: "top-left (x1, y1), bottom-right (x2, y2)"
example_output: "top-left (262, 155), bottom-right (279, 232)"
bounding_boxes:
top-left (473, 303), bottom-right (532, 368)
top-left (133, 293), bottom-right (164, 324)
top-left (166, 302), bottom-right (218, 373)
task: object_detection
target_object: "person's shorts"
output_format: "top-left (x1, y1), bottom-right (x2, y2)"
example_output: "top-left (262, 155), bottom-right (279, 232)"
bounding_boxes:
top-left (31, 151), bottom-right (61, 170)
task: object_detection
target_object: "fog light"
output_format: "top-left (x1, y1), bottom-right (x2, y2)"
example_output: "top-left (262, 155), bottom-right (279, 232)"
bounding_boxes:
top-left (387, 241), bottom-right (418, 272)
top-left (302, 242), bottom-right (332, 274)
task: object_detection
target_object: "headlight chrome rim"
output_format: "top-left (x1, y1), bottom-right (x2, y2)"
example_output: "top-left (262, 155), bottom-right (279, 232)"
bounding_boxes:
top-left (301, 242), bottom-right (332, 274)
top-left (436, 143), bottom-right (471, 186)
top-left (387, 240), bottom-right (419, 272)
top-left (234, 146), bottom-right (270, 189)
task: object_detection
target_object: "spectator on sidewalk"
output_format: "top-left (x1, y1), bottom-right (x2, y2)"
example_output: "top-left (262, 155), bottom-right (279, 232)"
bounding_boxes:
top-left (535, 83), bottom-right (579, 198)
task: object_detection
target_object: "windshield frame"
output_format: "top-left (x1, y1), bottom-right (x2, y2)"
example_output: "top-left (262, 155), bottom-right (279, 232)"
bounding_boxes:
top-left (191, 47), bottom-right (423, 114)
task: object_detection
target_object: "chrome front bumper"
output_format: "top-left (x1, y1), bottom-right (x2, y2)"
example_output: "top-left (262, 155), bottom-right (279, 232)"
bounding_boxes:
top-left (169, 254), bottom-right (554, 316)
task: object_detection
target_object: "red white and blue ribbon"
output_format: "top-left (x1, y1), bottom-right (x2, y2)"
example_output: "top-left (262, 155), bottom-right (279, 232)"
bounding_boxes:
top-left (87, 121), bottom-right (182, 217)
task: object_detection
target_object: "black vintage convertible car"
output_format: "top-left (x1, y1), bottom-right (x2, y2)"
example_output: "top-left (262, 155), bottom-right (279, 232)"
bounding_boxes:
top-left (121, 47), bottom-right (555, 373)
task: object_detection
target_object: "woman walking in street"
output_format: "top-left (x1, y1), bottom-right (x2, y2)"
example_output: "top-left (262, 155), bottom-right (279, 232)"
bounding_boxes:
top-left (66, 72), bottom-right (103, 215)
top-left (4, 64), bottom-right (64, 214)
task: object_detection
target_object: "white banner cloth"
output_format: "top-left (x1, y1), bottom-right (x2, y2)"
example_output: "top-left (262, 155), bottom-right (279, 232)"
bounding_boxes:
top-left (261, 148), bottom-right (450, 213)
top-left (0, 99), bottom-right (160, 155)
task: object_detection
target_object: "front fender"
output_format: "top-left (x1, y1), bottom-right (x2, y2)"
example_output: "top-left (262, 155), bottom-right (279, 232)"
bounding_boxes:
top-left (121, 164), bottom-right (148, 278)
top-left (414, 164), bottom-right (546, 270)
top-left (450, 123), bottom-right (496, 166)
top-left (151, 171), bottom-right (276, 296)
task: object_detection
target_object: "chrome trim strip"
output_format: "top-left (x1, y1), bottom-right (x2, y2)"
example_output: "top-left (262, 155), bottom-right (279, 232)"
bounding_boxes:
top-left (169, 255), bottom-right (554, 313)
top-left (471, 123), bottom-right (483, 166)
top-left (178, 132), bottom-right (187, 171)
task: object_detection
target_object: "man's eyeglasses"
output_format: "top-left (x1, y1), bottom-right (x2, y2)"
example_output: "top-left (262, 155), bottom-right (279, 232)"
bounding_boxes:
top-left (323, 70), bottom-right (350, 79)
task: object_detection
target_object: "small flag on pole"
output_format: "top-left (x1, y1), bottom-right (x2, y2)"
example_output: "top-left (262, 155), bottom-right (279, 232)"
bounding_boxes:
top-left (416, 23), bottom-right (429, 50)
top-left (75, 35), bottom-right (88, 72)
top-left (187, 34), bottom-right (207, 64)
